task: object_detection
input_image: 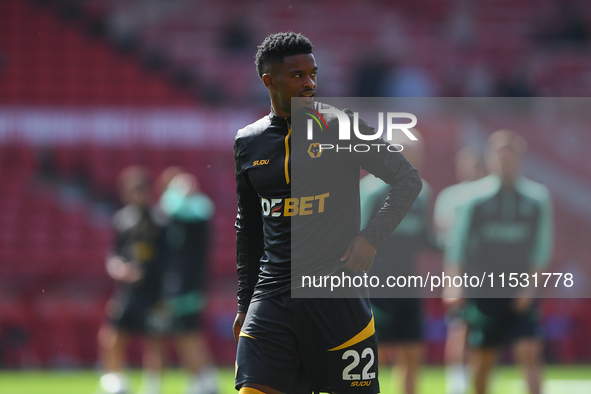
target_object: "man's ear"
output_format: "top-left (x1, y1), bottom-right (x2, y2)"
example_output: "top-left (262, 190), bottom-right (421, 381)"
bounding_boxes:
top-left (262, 73), bottom-right (274, 90)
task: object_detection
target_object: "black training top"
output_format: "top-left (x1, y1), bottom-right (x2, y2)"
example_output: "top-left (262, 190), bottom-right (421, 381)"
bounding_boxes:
top-left (111, 204), bottom-right (168, 295)
top-left (234, 101), bottom-right (422, 313)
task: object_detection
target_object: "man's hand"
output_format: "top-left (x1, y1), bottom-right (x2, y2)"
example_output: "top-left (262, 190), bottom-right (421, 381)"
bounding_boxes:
top-left (106, 257), bottom-right (142, 283)
top-left (512, 273), bottom-right (538, 313)
top-left (512, 297), bottom-right (534, 313)
top-left (340, 235), bottom-right (376, 274)
top-left (512, 287), bottom-right (535, 314)
top-left (233, 312), bottom-right (247, 344)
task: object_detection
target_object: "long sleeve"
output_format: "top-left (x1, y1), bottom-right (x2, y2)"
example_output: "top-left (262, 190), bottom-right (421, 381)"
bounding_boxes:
top-left (359, 174), bottom-right (390, 231)
top-left (529, 184), bottom-right (554, 269)
top-left (234, 137), bottom-right (265, 313)
top-left (419, 183), bottom-right (441, 252)
top-left (357, 140), bottom-right (423, 248)
top-left (443, 200), bottom-right (473, 268)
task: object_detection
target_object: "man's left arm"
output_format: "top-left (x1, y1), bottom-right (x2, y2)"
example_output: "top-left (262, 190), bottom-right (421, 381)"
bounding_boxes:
top-left (343, 139), bottom-right (422, 272)
top-left (515, 187), bottom-right (554, 311)
top-left (530, 187), bottom-right (554, 271)
top-left (419, 182), bottom-right (442, 252)
top-left (359, 141), bottom-right (423, 249)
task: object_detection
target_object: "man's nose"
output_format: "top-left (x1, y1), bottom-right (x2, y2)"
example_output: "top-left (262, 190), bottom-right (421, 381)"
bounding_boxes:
top-left (303, 75), bottom-right (315, 89)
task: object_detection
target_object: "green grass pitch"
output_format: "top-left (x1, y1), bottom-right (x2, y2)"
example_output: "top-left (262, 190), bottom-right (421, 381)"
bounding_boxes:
top-left (0, 365), bottom-right (590, 394)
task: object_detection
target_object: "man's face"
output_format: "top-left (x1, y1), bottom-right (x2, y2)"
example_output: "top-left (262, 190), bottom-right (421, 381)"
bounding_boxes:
top-left (487, 145), bottom-right (521, 181)
top-left (264, 53), bottom-right (317, 115)
top-left (122, 182), bottom-right (151, 207)
top-left (456, 152), bottom-right (487, 182)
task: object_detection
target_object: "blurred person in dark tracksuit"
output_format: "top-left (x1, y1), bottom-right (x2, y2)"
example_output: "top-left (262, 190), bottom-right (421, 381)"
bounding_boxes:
top-left (97, 166), bottom-right (167, 394)
top-left (444, 130), bottom-right (553, 394)
top-left (434, 147), bottom-right (487, 394)
top-left (155, 167), bottom-right (219, 394)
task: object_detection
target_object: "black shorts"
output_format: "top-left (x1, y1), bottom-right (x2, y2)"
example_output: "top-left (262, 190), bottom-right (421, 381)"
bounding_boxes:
top-left (464, 299), bottom-right (542, 348)
top-left (106, 288), bottom-right (160, 334)
top-left (235, 293), bottom-right (380, 393)
top-left (169, 313), bottom-right (201, 333)
top-left (166, 290), bottom-right (206, 333)
top-left (371, 298), bottom-right (422, 343)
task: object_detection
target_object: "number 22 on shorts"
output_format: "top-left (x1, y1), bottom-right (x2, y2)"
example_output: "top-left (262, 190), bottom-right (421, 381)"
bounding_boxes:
top-left (342, 347), bottom-right (376, 381)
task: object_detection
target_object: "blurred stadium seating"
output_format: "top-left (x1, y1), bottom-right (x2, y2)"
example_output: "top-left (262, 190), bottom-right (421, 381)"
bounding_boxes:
top-left (0, 0), bottom-right (590, 368)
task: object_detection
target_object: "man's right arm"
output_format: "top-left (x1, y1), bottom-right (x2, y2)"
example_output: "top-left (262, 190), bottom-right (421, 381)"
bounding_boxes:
top-left (106, 211), bottom-right (143, 283)
top-left (234, 138), bottom-right (264, 314)
top-left (442, 201), bottom-right (473, 306)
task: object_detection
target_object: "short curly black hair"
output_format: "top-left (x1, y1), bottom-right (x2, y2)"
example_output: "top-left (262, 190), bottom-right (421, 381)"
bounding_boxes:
top-left (255, 32), bottom-right (313, 78)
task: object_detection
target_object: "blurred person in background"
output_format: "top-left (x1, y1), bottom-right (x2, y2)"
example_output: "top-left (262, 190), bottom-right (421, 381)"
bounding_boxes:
top-left (351, 49), bottom-right (390, 97)
top-left (155, 167), bottom-right (219, 394)
top-left (97, 166), bottom-right (168, 394)
top-left (434, 147), bottom-right (487, 394)
top-left (443, 130), bottom-right (554, 394)
top-left (360, 129), bottom-right (439, 394)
